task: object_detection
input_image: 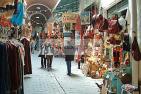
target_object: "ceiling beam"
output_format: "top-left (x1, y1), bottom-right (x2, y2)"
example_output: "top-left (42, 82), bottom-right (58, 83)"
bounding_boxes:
top-left (52, 0), bottom-right (61, 12)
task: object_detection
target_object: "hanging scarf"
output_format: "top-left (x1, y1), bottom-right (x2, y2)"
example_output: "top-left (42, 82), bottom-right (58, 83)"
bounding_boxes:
top-left (11, 0), bottom-right (24, 26)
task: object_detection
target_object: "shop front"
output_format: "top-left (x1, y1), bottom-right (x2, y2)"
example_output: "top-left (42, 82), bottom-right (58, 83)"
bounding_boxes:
top-left (78, 0), bottom-right (141, 94)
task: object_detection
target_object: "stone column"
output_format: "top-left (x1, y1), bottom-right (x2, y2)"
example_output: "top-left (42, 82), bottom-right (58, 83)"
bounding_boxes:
top-left (128, 0), bottom-right (139, 94)
top-left (137, 0), bottom-right (141, 91)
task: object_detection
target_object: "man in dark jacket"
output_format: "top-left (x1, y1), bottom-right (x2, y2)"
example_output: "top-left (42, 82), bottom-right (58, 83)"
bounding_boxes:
top-left (64, 41), bottom-right (75, 76)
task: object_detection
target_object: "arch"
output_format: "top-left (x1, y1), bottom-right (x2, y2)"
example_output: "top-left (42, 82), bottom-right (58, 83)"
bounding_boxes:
top-left (26, 3), bottom-right (52, 12)
top-left (30, 12), bottom-right (47, 21)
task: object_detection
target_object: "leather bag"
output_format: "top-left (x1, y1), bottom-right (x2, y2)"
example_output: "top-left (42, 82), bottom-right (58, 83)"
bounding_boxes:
top-left (120, 73), bottom-right (132, 84)
top-left (131, 37), bottom-right (141, 61)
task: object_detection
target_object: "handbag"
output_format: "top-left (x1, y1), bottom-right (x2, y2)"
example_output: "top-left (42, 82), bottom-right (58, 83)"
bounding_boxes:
top-left (131, 36), bottom-right (141, 61)
top-left (120, 73), bottom-right (132, 84)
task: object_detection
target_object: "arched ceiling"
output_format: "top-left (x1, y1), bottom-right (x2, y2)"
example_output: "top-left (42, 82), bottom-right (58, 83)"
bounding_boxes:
top-left (30, 13), bottom-right (46, 27)
top-left (26, 0), bottom-right (59, 11)
top-left (26, 0), bottom-right (60, 27)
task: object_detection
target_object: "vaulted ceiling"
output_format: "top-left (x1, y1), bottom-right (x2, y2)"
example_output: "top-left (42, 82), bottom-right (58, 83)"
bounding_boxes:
top-left (26, 0), bottom-right (60, 27)
top-left (26, 0), bottom-right (59, 10)
top-left (26, 0), bottom-right (80, 27)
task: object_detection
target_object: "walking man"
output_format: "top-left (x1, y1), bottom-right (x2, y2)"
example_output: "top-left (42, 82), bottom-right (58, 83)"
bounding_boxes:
top-left (64, 41), bottom-right (75, 76)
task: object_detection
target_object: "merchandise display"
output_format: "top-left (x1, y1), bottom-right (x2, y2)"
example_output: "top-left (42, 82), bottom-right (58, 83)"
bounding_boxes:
top-left (78, 2), bottom-right (136, 93)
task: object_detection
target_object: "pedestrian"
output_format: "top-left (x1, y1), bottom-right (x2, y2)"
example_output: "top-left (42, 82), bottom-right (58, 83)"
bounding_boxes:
top-left (30, 37), bottom-right (35, 54)
top-left (78, 52), bottom-right (85, 69)
top-left (38, 43), bottom-right (46, 68)
top-left (64, 41), bottom-right (75, 76)
top-left (44, 37), bottom-right (54, 70)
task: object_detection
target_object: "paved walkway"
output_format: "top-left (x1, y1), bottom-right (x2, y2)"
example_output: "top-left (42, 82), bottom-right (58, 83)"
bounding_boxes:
top-left (24, 51), bottom-right (102, 94)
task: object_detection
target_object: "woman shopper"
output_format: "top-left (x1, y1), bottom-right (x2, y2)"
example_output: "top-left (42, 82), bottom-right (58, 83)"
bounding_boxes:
top-left (38, 32), bottom-right (47, 68)
top-left (64, 41), bottom-right (75, 76)
top-left (44, 37), bottom-right (54, 70)
top-left (30, 37), bottom-right (35, 54)
top-left (38, 43), bottom-right (46, 68)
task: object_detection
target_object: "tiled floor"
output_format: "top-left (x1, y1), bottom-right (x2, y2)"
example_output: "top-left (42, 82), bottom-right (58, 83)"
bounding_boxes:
top-left (24, 51), bottom-right (102, 94)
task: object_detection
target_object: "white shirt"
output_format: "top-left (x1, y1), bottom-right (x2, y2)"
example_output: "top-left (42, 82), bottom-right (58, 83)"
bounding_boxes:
top-left (47, 46), bottom-right (53, 55)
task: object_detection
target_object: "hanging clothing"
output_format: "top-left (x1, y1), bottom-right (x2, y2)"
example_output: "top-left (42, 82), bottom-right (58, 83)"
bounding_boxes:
top-left (11, 0), bottom-right (24, 26)
top-left (21, 38), bottom-right (32, 75)
top-left (0, 40), bottom-right (24, 94)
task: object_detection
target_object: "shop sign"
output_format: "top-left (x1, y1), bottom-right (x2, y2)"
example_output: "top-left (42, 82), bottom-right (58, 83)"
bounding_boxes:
top-left (62, 13), bottom-right (78, 23)
top-left (80, 11), bottom-right (90, 25)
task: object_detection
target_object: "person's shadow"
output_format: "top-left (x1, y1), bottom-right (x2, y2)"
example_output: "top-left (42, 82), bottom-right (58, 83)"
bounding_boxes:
top-left (70, 73), bottom-right (81, 78)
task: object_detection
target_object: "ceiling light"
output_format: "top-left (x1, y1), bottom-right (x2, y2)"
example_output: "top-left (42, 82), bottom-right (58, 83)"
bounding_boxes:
top-left (36, 17), bottom-right (39, 19)
top-left (36, 7), bottom-right (41, 10)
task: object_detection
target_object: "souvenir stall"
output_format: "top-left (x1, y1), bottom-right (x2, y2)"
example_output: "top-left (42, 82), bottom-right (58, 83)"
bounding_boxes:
top-left (100, 14), bottom-right (134, 94)
top-left (52, 22), bottom-right (64, 57)
top-left (98, 0), bottom-right (138, 93)
top-left (73, 11), bottom-right (90, 69)
top-left (80, 1), bottom-right (138, 93)
top-left (81, 25), bottom-right (107, 79)
top-left (80, 5), bottom-right (108, 79)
